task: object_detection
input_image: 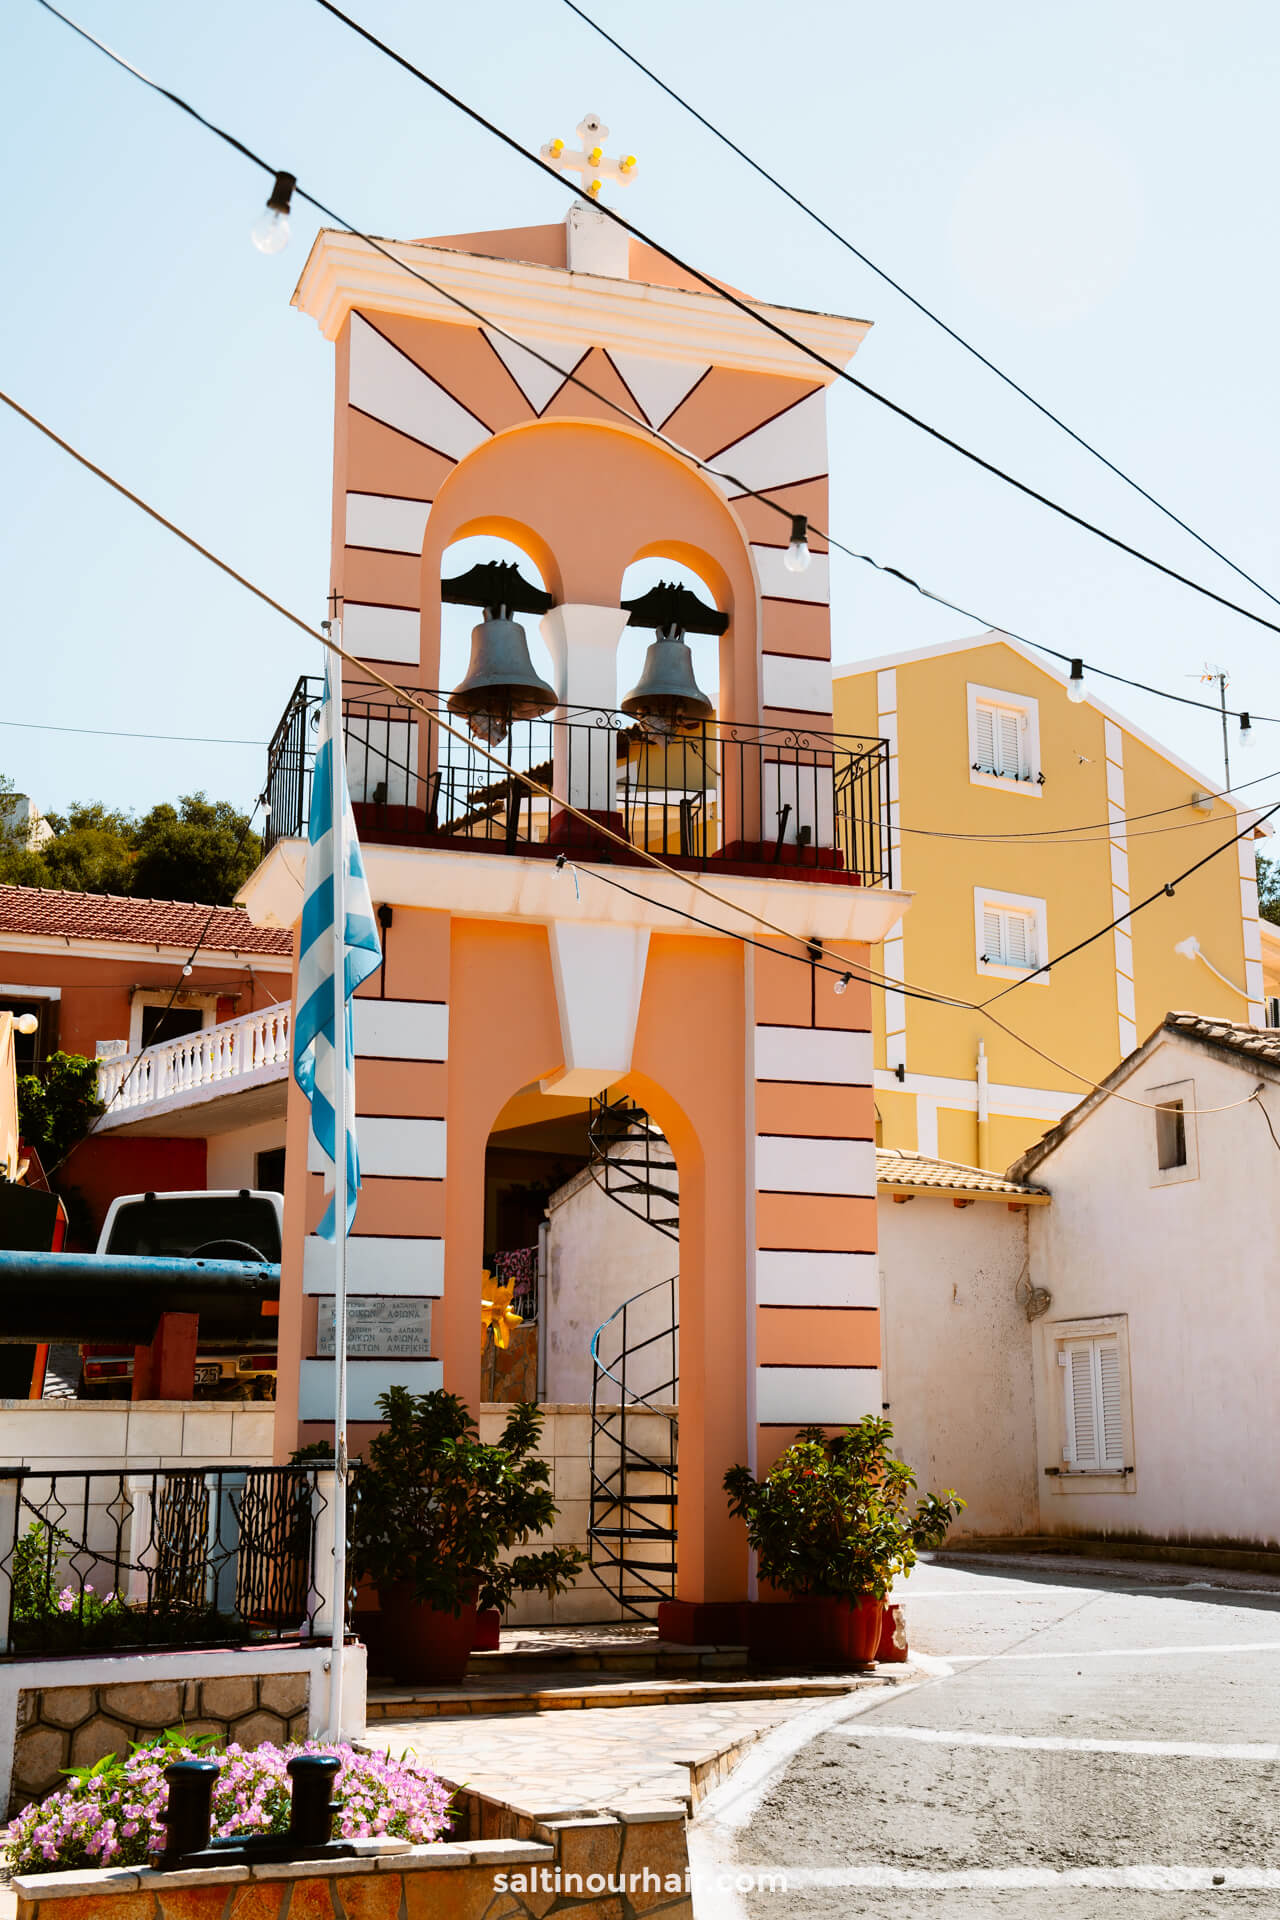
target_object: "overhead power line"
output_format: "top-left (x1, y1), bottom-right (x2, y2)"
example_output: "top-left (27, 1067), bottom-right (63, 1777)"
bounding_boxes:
top-left (556, 0), bottom-right (1280, 616)
top-left (2, 382), bottom-right (1272, 1123)
top-left (24, 0), bottom-right (1279, 735)
top-left (302, 0), bottom-right (1280, 642)
top-left (0, 716), bottom-right (263, 745)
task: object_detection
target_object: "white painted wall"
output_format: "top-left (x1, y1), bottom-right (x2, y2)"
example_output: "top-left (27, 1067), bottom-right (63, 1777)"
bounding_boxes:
top-left (0, 1400), bottom-right (275, 1472)
top-left (543, 1160), bottom-right (677, 1405)
top-left (878, 1196), bottom-right (1038, 1538)
top-left (1026, 1033), bottom-right (1280, 1549)
top-left (206, 1117), bottom-right (287, 1191)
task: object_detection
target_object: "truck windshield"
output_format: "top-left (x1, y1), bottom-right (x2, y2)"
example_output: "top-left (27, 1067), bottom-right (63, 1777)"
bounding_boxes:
top-left (105, 1197), bottom-right (281, 1262)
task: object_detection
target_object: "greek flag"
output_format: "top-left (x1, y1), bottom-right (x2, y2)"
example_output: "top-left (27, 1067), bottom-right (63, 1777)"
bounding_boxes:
top-left (292, 658), bottom-right (382, 1239)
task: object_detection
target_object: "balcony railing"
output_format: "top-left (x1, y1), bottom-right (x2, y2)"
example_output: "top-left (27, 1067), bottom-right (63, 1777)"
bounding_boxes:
top-left (97, 1005), bottom-right (291, 1121)
top-left (0, 1464), bottom-right (349, 1658)
top-left (264, 677), bottom-right (892, 887)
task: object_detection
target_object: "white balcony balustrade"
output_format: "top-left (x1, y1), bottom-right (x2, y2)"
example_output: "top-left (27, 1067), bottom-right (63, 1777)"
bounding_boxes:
top-left (96, 1005), bottom-right (292, 1136)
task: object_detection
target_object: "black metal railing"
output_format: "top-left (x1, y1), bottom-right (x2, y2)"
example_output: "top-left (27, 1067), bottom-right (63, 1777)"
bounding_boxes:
top-left (0, 1464), bottom-right (349, 1658)
top-left (263, 676), bottom-right (892, 886)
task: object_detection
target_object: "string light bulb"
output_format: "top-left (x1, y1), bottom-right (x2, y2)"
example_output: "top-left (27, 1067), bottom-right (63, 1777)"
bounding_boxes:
top-left (1240, 711), bottom-right (1254, 751)
top-left (1067, 658), bottom-right (1086, 704)
top-left (784, 514), bottom-right (811, 574)
top-left (834, 972), bottom-right (852, 996)
top-left (251, 171), bottom-right (296, 255)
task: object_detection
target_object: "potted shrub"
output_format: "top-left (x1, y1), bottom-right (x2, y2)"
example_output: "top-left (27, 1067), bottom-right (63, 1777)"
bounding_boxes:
top-left (724, 1417), bottom-right (963, 1669)
top-left (351, 1387), bottom-right (584, 1684)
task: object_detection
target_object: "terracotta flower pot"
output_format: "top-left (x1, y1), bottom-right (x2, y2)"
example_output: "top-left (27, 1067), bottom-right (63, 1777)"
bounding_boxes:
top-left (832, 1595), bottom-right (884, 1665)
top-left (376, 1583), bottom-right (477, 1685)
top-left (877, 1602), bottom-right (908, 1663)
top-left (473, 1607), bottom-right (502, 1652)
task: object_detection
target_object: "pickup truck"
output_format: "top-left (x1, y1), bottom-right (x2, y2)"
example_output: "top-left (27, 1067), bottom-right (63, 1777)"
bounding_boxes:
top-left (80, 1188), bottom-right (283, 1399)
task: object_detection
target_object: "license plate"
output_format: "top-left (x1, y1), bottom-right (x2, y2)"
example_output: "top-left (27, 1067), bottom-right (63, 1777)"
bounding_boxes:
top-left (194, 1365), bottom-right (222, 1387)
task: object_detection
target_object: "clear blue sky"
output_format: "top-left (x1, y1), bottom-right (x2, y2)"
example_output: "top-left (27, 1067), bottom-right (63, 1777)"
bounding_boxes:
top-left (3, 0), bottom-right (1278, 828)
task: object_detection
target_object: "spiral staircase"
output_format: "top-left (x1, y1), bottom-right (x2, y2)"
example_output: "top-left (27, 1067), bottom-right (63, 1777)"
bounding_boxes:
top-left (585, 1094), bottom-right (679, 1619)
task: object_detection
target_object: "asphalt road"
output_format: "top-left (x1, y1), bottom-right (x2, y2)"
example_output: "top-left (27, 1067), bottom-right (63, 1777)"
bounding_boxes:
top-left (690, 1554), bottom-right (1280, 1919)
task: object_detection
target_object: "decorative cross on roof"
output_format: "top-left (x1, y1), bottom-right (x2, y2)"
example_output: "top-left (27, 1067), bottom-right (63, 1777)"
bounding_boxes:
top-left (540, 114), bottom-right (637, 201)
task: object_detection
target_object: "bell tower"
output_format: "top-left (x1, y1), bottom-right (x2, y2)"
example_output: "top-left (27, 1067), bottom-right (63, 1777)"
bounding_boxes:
top-left (255, 140), bottom-right (910, 1627)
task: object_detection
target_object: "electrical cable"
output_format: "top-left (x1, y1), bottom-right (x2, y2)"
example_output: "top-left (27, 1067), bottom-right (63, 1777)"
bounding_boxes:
top-left (300, 0), bottom-right (1280, 643)
top-left (6, 387), bottom-right (1265, 1125)
top-left (0, 717), bottom-right (263, 745)
top-left (556, 0), bottom-right (1280, 616)
top-left (3, 383), bottom-right (1267, 1123)
top-left (24, 0), bottom-right (1280, 731)
top-left (978, 799), bottom-right (1280, 1007)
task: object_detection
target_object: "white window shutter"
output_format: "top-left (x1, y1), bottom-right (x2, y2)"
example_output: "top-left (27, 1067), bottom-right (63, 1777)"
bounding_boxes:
top-left (975, 704), bottom-right (995, 770)
top-left (1066, 1345), bottom-right (1099, 1467)
top-left (998, 708), bottom-right (1021, 778)
top-left (982, 907), bottom-right (1002, 962)
top-left (1098, 1342), bottom-right (1125, 1468)
top-left (1004, 912), bottom-right (1028, 967)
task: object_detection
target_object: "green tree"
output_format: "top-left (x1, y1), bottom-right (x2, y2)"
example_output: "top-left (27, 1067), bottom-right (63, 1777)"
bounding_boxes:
top-left (0, 781), bottom-right (259, 906)
top-left (130, 793), bottom-right (261, 906)
top-left (17, 1053), bottom-right (104, 1167)
top-left (1258, 853), bottom-right (1280, 928)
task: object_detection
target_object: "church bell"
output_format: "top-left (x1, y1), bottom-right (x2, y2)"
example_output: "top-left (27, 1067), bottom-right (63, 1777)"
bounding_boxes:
top-left (620, 626), bottom-right (715, 735)
top-left (442, 560), bottom-right (558, 746)
top-left (448, 610), bottom-right (558, 744)
top-left (618, 580), bottom-right (724, 736)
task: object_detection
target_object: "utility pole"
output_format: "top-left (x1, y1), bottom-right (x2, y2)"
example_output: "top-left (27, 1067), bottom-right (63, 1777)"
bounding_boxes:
top-left (1200, 666), bottom-right (1231, 791)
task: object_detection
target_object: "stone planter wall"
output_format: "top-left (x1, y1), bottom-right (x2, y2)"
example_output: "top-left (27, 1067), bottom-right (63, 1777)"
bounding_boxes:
top-left (12, 1821), bottom-right (694, 1918)
top-left (0, 1643), bottom-right (365, 1819)
top-left (11, 1669), bottom-right (309, 1814)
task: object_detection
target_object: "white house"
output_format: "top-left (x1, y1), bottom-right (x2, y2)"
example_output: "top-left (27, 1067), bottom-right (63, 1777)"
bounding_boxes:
top-left (1008, 1012), bottom-right (1280, 1552)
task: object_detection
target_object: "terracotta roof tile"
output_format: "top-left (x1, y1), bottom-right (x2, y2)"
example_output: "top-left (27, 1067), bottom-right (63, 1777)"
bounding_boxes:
top-left (1162, 1009), bottom-right (1280, 1066)
top-left (0, 885), bottom-right (292, 956)
top-left (875, 1147), bottom-right (1046, 1199)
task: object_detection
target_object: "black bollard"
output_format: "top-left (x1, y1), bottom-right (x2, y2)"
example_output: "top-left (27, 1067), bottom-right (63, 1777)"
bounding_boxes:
top-left (287, 1753), bottom-right (342, 1848)
top-left (161, 1760), bottom-right (220, 1865)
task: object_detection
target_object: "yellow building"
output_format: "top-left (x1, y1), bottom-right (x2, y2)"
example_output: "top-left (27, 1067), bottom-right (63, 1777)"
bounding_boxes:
top-left (834, 632), bottom-right (1270, 1168)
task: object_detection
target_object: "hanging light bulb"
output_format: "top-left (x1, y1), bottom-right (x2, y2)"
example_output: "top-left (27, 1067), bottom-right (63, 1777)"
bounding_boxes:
top-left (833, 972), bottom-right (853, 997)
top-left (784, 514), bottom-right (811, 574)
top-left (251, 171), bottom-right (297, 255)
top-left (1240, 711), bottom-right (1254, 752)
top-left (1067, 658), bottom-right (1086, 704)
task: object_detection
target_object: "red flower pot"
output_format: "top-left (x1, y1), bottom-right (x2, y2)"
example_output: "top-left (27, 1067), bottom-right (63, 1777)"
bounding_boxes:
top-left (377, 1583), bottom-right (477, 1685)
top-left (473, 1607), bottom-right (502, 1652)
top-left (833, 1595), bottom-right (884, 1665)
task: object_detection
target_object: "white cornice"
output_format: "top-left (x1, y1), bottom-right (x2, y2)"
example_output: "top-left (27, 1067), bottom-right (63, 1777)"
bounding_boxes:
top-left (0, 931), bottom-right (292, 970)
top-left (291, 231), bottom-right (872, 379)
top-left (241, 838), bottom-right (910, 948)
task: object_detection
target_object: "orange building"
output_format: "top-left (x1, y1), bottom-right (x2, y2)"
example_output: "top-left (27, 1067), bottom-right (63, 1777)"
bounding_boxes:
top-left (240, 193), bottom-right (909, 1625)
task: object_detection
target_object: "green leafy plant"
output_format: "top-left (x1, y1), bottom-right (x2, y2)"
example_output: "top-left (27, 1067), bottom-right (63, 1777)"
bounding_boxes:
top-left (351, 1387), bottom-right (583, 1615)
top-left (724, 1416), bottom-right (964, 1602)
top-left (16, 1053), bottom-right (104, 1165)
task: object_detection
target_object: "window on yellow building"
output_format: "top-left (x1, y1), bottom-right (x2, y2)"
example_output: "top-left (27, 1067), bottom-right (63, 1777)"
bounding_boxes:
top-left (967, 683), bottom-right (1042, 793)
top-left (974, 887), bottom-right (1049, 982)
top-left (982, 905), bottom-right (1036, 968)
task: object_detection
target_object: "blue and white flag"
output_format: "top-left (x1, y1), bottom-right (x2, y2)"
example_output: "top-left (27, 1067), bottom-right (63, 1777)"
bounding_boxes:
top-left (293, 660), bottom-right (382, 1239)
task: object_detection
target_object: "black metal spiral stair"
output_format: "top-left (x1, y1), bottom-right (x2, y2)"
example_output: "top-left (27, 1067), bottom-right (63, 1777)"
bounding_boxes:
top-left (585, 1094), bottom-right (679, 1619)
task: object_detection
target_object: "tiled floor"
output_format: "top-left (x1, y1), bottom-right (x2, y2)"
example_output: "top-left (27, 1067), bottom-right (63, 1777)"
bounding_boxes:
top-left (366, 1680), bottom-right (897, 1822)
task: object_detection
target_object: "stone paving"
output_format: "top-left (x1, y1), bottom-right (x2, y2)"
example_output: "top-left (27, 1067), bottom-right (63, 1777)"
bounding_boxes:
top-left (366, 1677), bottom-right (904, 1823)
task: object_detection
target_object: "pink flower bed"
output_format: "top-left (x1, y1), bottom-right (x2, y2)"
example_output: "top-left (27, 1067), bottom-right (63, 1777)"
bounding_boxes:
top-left (7, 1739), bottom-right (453, 1875)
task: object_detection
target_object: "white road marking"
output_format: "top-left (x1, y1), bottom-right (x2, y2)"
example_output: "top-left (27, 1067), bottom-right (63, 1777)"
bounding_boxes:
top-left (750, 1866), bottom-right (1280, 1891)
top-left (935, 1639), bottom-right (1280, 1663)
top-left (836, 1723), bottom-right (1280, 1761)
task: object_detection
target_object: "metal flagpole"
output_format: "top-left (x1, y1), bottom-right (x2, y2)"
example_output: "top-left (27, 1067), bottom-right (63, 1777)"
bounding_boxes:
top-left (326, 623), bottom-right (349, 1743)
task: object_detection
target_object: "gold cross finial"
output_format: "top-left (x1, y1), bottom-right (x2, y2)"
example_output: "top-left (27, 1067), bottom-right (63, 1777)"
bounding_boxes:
top-left (540, 114), bottom-right (638, 201)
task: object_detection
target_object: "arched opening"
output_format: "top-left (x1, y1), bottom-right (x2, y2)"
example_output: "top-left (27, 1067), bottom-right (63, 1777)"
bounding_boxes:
top-left (480, 1076), bottom-right (681, 1621)
top-left (617, 554), bottom-right (722, 716)
top-left (439, 533), bottom-right (556, 703)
